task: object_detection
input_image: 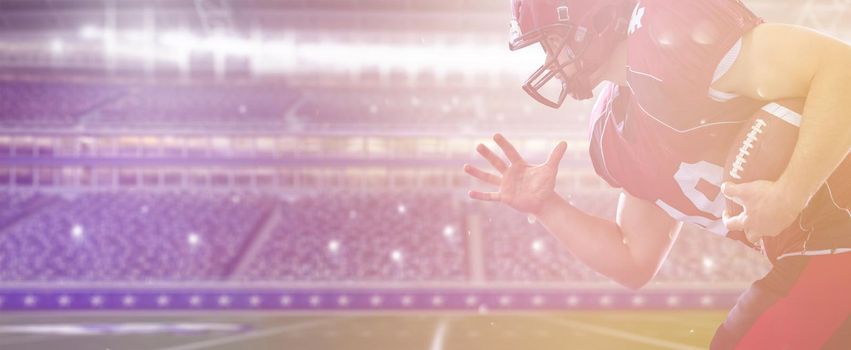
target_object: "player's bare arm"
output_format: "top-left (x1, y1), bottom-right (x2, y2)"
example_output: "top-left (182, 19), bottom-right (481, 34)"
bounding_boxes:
top-left (464, 133), bottom-right (681, 289)
top-left (712, 23), bottom-right (851, 242)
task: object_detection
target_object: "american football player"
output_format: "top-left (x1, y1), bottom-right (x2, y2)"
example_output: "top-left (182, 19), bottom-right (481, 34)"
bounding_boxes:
top-left (463, 0), bottom-right (851, 348)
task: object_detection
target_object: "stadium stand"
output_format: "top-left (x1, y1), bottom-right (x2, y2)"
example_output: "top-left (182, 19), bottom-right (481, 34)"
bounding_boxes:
top-left (0, 190), bottom-right (767, 284)
top-left (0, 192), bottom-right (274, 281)
top-left (0, 81), bottom-right (125, 128)
top-left (239, 191), bottom-right (469, 281)
top-left (90, 85), bottom-right (302, 130)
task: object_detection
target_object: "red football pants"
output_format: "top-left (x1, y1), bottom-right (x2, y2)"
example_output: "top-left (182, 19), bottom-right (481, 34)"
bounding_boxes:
top-left (710, 252), bottom-right (851, 349)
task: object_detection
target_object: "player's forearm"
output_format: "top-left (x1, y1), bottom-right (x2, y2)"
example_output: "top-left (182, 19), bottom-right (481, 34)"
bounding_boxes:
top-left (778, 44), bottom-right (851, 205)
top-left (533, 192), bottom-right (649, 289)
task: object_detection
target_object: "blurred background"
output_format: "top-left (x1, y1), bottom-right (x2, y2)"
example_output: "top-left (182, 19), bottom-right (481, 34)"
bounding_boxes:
top-left (0, 0), bottom-right (848, 349)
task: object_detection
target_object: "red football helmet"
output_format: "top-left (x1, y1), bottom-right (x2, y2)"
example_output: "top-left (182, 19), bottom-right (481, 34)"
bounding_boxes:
top-left (509, 0), bottom-right (632, 108)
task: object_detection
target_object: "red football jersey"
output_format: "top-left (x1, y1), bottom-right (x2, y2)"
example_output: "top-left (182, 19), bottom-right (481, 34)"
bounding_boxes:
top-left (589, 0), bottom-right (851, 262)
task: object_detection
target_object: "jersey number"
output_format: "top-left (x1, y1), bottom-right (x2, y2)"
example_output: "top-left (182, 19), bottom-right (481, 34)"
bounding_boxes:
top-left (655, 161), bottom-right (727, 235)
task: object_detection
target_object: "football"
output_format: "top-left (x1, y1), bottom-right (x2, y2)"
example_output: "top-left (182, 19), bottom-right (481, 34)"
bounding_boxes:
top-left (723, 98), bottom-right (805, 218)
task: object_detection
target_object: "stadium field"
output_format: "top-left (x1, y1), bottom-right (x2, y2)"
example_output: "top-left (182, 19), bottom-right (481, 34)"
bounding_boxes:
top-left (0, 310), bottom-right (727, 350)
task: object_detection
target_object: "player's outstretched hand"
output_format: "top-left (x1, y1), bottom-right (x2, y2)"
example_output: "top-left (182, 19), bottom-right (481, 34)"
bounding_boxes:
top-left (463, 133), bottom-right (567, 214)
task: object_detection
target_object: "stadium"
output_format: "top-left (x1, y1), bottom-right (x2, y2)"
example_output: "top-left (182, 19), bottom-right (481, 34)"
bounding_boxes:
top-left (0, 0), bottom-right (849, 349)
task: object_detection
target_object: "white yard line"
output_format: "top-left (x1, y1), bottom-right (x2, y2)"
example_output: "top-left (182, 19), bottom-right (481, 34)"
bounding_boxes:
top-left (538, 316), bottom-right (703, 350)
top-left (154, 316), bottom-right (352, 350)
top-left (429, 318), bottom-right (451, 350)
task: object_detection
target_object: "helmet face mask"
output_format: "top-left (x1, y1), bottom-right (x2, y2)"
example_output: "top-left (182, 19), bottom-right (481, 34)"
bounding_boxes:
top-left (521, 25), bottom-right (592, 108)
top-left (509, 0), bottom-right (630, 108)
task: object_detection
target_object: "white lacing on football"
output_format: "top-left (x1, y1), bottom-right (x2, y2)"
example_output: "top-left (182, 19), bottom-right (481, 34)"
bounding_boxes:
top-left (729, 118), bottom-right (767, 180)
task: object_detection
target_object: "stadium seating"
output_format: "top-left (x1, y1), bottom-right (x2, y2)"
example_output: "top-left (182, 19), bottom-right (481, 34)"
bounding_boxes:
top-left (239, 191), bottom-right (469, 281)
top-left (0, 190), bottom-right (768, 284)
top-left (0, 192), bottom-right (274, 281)
top-left (294, 88), bottom-right (585, 131)
top-left (0, 80), bottom-right (592, 132)
top-left (0, 81), bottom-right (124, 127)
top-left (91, 85), bottom-right (301, 130)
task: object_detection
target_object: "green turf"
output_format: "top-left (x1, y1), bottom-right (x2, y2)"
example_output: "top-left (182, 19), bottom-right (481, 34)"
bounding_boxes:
top-left (0, 311), bottom-right (729, 350)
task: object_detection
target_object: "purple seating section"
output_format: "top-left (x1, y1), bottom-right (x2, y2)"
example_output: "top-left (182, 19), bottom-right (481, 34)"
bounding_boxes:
top-left (0, 81), bottom-right (123, 127)
top-left (0, 82), bottom-right (583, 130)
top-left (0, 191), bottom-right (768, 283)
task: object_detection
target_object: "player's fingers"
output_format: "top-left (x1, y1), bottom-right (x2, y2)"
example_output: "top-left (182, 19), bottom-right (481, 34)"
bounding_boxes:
top-left (721, 182), bottom-right (747, 205)
top-left (722, 210), bottom-right (747, 232)
top-left (493, 133), bottom-right (525, 165)
top-left (545, 141), bottom-right (568, 168)
top-left (476, 144), bottom-right (509, 174)
top-left (463, 164), bottom-right (502, 186)
top-left (468, 190), bottom-right (500, 202)
top-left (745, 230), bottom-right (762, 244)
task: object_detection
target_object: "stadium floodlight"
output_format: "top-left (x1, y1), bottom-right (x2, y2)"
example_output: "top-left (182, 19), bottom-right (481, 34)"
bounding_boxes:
top-left (667, 296), bottom-right (681, 307)
top-left (124, 30), bottom-right (154, 43)
top-left (566, 295), bottom-right (580, 306)
top-left (327, 239), bottom-right (340, 253)
top-left (702, 256), bottom-right (715, 273)
top-left (187, 232), bottom-right (201, 246)
top-left (79, 25), bottom-right (100, 39)
top-left (71, 224), bottom-right (84, 240)
top-left (159, 30), bottom-right (198, 50)
top-left (52, 30), bottom-right (547, 76)
top-left (390, 250), bottom-right (403, 262)
top-left (202, 34), bottom-right (255, 56)
top-left (442, 225), bottom-right (455, 238)
top-left (531, 239), bottom-right (544, 253)
top-left (49, 39), bottom-right (63, 55)
top-left (122, 295), bottom-right (136, 307)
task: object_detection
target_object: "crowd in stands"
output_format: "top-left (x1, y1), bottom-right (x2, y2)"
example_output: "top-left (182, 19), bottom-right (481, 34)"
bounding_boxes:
top-left (239, 191), bottom-right (468, 281)
top-left (295, 88), bottom-right (588, 131)
top-left (90, 85), bottom-right (301, 130)
top-left (0, 81), bottom-right (124, 127)
top-left (0, 190), bottom-right (769, 284)
top-left (0, 192), bottom-right (274, 281)
top-left (0, 81), bottom-right (590, 132)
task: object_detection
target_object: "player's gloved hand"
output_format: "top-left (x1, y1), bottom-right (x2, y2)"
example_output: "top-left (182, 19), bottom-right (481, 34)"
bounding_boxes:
top-left (463, 133), bottom-right (567, 215)
top-left (721, 180), bottom-right (809, 243)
